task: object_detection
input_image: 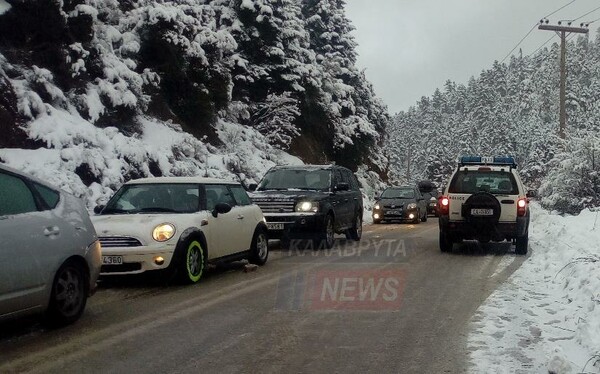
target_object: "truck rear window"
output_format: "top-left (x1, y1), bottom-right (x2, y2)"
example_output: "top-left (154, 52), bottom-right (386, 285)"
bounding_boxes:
top-left (448, 171), bottom-right (518, 195)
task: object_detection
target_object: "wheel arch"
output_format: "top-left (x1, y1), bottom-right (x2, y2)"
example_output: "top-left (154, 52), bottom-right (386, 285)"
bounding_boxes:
top-left (60, 255), bottom-right (90, 292)
top-left (177, 228), bottom-right (208, 260)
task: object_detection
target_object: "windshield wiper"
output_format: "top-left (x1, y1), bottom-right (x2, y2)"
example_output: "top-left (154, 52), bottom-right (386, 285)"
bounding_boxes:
top-left (137, 207), bottom-right (179, 213)
top-left (101, 208), bottom-right (131, 214)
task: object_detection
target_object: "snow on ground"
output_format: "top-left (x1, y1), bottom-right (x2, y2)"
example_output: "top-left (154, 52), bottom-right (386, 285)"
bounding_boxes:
top-left (469, 203), bottom-right (600, 373)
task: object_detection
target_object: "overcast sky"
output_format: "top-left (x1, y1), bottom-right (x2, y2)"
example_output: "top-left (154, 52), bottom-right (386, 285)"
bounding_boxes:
top-left (345, 0), bottom-right (600, 114)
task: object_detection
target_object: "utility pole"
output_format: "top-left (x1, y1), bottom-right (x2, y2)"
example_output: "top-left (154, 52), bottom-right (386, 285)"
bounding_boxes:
top-left (538, 22), bottom-right (588, 139)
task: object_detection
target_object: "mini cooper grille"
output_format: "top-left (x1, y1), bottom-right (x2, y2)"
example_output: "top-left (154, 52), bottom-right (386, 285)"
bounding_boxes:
top-left (101, 263), bottom-right (142, 273)
top-left (99, 236), bottom-right (142, 248)
top-left (253, 200), bottom-right (295, 214)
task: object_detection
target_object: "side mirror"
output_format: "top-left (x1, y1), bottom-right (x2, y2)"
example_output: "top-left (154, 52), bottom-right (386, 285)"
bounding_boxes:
top-left (212, 202), bottom-right (232, 217)
top-left (248, 183), bottom-right (258, 192)
top-left (93, 205), bottom-right (105, 214)
top-left (526, 190), bottom-right (537, 198)
top-left (334, 183), bottom-right (349, 192)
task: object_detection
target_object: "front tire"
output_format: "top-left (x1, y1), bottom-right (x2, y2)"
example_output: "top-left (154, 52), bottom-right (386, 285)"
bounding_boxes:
top-left (177, 240), bottom-right (205, 284)
top-left (315, 214), bottom-right (335, 250)
top-left (345, 214), bottom-right (362, 241)
top-left (46, 261), bottom-right (88, 326)
top-left (249, 228), bottom-right (269, 265)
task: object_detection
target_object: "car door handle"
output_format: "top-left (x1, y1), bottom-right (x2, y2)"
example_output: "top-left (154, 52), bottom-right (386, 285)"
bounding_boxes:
top-left (44, 226), bottom-right (60, 236)
top-left (237, 215), bottom-right (245, 220)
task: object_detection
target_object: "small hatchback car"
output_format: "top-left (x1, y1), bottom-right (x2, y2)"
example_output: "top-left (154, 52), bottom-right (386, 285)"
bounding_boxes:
top-left (372, 186), bottom-right (428, 224)
top-left (0, 164), bottom-right (101, 326)
top-left (92, 177), bottom-right (268, 283)
top-left (438, 156), bottom-right (533, 254)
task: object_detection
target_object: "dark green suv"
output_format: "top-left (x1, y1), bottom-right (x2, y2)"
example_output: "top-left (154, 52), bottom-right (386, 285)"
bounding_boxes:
top-left (249, 165), bottom-right (363, 249)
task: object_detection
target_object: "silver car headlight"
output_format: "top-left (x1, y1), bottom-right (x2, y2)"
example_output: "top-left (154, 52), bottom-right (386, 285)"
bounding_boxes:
top-left (295, 201), bottom-right (319, 213)
top-left (407, 203), bottom-right (417, 210)
top-left (152, 223), bottom-right (176, 242)
top-left (374, 203), bottom-right (381, 210)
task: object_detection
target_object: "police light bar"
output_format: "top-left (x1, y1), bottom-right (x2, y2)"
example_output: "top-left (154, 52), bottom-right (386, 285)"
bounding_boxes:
top-left (458, 156), bottom-right (517, 168)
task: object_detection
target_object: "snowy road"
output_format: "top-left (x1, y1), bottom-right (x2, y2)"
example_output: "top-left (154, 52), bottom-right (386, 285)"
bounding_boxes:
top-left (0, 218), bottom-right (526, 373)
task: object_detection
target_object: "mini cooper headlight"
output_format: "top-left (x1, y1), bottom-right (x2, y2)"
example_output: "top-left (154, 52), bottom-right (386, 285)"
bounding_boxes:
top-left (152, 223), bottom-right (176, 242)
top-left (407, 203), bottom-right (417, 210)
top-left (296, 201), bottom-right (319, 213)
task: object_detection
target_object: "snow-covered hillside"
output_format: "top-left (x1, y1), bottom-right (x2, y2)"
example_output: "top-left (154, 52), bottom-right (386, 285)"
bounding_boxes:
top-left (469, 204), bottom-right (600, 373)
top-left (0, 0), bottom-right (389, 207)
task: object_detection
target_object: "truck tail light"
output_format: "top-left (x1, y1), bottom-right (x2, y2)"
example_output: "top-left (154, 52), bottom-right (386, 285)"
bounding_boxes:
top-left (517, 198), bottom-right (527, 217)
top-left (439, 196), bottom-right (450, 215)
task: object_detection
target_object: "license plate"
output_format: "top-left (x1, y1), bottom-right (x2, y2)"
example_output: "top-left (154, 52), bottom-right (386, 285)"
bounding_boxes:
top-left (387, 210), bottom-right (401, 215)
top-left (102, 256), bottom-right (123, 265)
top-left (267, 223), bottom-right (284, 230)
top-left (471, 209), bottom-right (493, 216)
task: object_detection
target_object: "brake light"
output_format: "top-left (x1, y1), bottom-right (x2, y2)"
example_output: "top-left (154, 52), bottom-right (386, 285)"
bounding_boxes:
top-left (517, 198), bottom-right (527, 216)
top-left (439, 196), bottom-right (450, 215)
top-left (478, 167), bottom-right (491, 171)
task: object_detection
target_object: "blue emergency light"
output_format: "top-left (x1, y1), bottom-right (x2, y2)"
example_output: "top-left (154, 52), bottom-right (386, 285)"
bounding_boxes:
top-left (458, 156), bottom-right (517, 168)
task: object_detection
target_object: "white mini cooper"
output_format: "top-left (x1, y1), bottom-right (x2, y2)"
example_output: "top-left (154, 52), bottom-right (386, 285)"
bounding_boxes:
top-left (92, 177), bottom-right (269, 283)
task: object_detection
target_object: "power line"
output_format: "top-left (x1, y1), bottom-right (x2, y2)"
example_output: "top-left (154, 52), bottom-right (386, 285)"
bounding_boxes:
top-left (572, 4), bottom-right (600, 21)
top-left (501, 24), bottom-right (537, 63)
top-left (543, 0), bottom-right (578, 19)
top-left (528, 34), bottom-right (557, 57)
top-left (501, 0), bottom-right (579, 63)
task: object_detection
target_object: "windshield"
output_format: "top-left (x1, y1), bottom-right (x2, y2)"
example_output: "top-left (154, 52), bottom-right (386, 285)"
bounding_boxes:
top-left (448, 171), bottom-right (518, 195)
top-left (258, 168), bottom-right (331, 191)
top-left (381, 188), bottom-right (415, 199)
top-left (102, 184), bottom-right (200, 214)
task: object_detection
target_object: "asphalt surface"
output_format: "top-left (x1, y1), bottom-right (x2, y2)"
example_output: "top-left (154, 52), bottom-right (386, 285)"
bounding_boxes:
top-left (0, 218), bottom-right (526, 374)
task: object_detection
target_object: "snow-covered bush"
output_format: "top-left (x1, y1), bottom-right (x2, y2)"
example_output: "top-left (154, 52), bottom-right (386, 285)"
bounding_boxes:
top-left (539, 136), bottom-right (600, 214)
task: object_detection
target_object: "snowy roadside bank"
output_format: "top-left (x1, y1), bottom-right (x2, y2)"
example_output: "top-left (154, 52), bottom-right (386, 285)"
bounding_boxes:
top-left (469, 203), bottom-right (600, 373)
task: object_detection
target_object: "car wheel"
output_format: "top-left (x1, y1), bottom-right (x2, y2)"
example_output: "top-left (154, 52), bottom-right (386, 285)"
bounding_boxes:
top-left (515, 234), bottom-right (528, 255)
top-left (315, 214), bottom-right (335, 250)
top-left (177, 240), bottom-right (205, 284)
top-left (439, 231), bottom-right (453, 253)
top-left (346, 214), bottom-right (362, 241)
top-left (248, 227), bottom-right (269, 265)
top-left (46, 261), bottom-right (88, 326)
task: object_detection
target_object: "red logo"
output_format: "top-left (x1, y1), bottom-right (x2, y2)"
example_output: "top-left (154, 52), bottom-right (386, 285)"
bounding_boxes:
top-left (307, 269), bottom-right (406, 311)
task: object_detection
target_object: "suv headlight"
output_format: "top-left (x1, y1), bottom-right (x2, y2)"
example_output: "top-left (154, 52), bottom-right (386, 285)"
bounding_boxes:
top-left (407, 203), bottom-right (417, 210)
top-left (152, 223), bottom-right (176, 242)
top-left (295, 201), bottom-right (319, 213)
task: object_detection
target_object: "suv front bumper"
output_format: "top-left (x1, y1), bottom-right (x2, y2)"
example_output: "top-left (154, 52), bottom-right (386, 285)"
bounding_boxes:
top-left (264, 213), bottom-right (326, 239)
top-left (439, 216), bottom-right (528, 241)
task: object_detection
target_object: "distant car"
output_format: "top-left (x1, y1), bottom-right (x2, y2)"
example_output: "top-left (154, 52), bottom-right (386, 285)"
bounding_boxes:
top-left (372, 186), bottom-right (428, 224)
top-left (0, 164), bottom-right (101, 326)
top-left (92, 177), bottom-right (268, 283)
top-left (426, 194), bottom-right (439, 216)
top-left (249, 165), bottom-right (363, 249)
top-left (418, 180), bottom-right (439, 216)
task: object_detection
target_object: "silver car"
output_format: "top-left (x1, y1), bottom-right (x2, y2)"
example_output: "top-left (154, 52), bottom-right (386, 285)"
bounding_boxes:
top-left (0, 164), bottom-right (101, 325)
